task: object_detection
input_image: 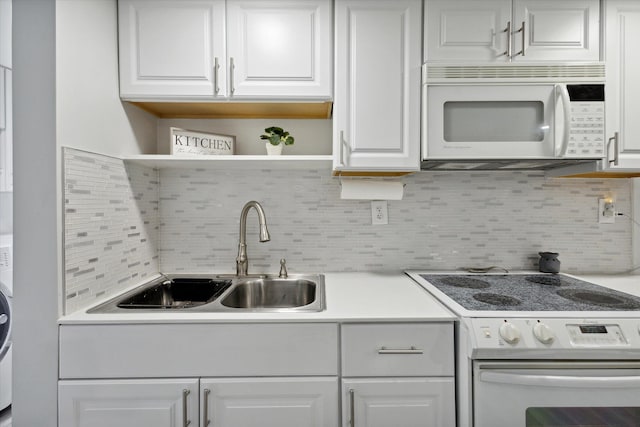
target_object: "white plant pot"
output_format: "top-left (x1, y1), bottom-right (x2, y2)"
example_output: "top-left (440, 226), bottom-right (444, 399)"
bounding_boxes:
top-left (265, 143), bottom-right (283, 155)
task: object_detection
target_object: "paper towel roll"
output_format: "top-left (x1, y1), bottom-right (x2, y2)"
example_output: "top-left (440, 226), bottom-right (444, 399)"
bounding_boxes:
top-left (339, 178), bottom-right (404, 200)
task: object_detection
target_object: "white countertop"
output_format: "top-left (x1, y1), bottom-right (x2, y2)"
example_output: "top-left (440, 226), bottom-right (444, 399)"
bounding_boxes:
top-left (59, 272), bottom-right (457, 324)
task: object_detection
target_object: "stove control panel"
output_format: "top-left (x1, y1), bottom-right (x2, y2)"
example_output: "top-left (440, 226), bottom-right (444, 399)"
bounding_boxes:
top-left (566, 324), bottom-right (627, 346)
top-left (468, 318), bottom-right (640, 358)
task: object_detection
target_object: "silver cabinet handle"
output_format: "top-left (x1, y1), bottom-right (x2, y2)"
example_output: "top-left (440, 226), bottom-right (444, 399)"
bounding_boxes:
top-left (213, 57), bottom-right (220, 95)
top-left (514, 21), bottom-right (526, 57)
top-left (203, 388), bottom-right (211, 426)
top-left (229, 57), bottom-right (235, 95)
top-left (349, 389), bottom-right (355, 427)
top-left (607, 132), bottom-right (619, 166)
top-left (337, 130), bottom-right (346, 168)
top-left (182, 389), bottom-right (191, 427)
top-left (378, 346), bottom-right (424, 354)
top-left (503, 21), bottom-right (512, 57)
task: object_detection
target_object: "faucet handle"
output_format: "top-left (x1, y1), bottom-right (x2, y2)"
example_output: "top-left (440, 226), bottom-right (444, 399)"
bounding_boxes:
top-left (279, 259), bottom-right (288, 278)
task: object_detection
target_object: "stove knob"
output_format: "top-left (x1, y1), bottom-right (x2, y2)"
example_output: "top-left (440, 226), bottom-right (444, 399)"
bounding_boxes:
top-left (499, 321), bottom-right (521, 344)
top-left (533, 322), bottom-right (555, 344)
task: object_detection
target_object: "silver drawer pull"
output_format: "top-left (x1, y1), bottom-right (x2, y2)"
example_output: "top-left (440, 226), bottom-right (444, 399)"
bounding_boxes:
top-left (378, 346), bottom-right (423, 354)
top-left (182, 389), bottom-right (191, 427)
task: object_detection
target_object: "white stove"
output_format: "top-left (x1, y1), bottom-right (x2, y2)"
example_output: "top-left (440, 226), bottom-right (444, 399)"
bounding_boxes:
top-left (406, 271), bottom-right (640, 427)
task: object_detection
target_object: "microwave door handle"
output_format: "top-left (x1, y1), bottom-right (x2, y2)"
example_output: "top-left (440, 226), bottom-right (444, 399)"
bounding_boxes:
top-left (555, 84), bottom-right (571, 157)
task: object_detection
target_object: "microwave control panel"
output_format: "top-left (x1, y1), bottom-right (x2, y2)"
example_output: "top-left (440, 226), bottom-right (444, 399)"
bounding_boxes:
top-left (567, 101), bottom-right (605, 158)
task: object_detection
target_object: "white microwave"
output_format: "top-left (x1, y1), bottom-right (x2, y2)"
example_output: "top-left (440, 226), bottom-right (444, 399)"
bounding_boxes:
top-left (423, 84), bottom-right (605, 170)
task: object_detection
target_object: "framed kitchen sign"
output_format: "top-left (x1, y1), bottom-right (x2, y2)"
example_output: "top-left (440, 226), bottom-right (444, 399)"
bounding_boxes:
top-left (170, 127), bottom-right (235, 155)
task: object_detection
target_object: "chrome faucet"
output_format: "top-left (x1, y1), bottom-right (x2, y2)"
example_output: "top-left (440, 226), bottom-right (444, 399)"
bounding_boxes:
top-left (236, 201), bottom-right (270, 276)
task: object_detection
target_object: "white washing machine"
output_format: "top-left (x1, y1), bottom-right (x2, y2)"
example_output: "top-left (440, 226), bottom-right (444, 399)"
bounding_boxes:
top-left (0, 236), bottom-right (12, 412)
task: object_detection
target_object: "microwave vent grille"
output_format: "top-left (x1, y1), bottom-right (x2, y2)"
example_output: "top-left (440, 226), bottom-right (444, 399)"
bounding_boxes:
top-left (426, 63), bottom-right (605, 82)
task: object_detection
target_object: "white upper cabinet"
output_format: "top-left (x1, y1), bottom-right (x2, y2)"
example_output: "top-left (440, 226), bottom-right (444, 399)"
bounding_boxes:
top-left (0, 0), bottom-right (10, 69)
top-left (604, 1), bottom-right (640, 170)
top-left (425, 0), bottom-right (600, 62)
top-left (119, 0), bottom-right (226, 98)
top-left (333, 0), bottom-right (422, 172)
top-left (118, 0), bottom-right (332, 100)
top-left (226, 0), bottom-right (332, 98)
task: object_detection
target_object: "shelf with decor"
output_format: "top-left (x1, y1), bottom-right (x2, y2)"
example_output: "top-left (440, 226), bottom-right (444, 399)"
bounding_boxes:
top-left (122, 154), bottom-right (333, 170)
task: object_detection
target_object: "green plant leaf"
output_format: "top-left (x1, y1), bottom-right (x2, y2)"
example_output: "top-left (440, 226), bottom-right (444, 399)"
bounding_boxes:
top-left (269, 135), bottom-right (281, 145)
top-left (284, 136), bottom-right (294, 145)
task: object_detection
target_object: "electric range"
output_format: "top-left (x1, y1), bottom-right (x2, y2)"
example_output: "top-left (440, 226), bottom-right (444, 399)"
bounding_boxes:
top-left (405, 271), bottom-right (640, 427)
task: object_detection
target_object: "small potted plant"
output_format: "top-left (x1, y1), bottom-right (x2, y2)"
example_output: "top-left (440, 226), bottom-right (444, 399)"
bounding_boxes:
top-left (260, 126), bottom-right (294, 155)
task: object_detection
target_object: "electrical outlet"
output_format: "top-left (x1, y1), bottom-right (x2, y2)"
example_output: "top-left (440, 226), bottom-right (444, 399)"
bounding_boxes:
top-left (598, 198), bottom-right (615, 224)
top-left (371, 200), bottom-right (388, 225)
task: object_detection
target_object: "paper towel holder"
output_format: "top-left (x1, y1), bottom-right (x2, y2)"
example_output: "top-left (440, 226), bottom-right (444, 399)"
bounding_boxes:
top-left (339, 177), bottom-right (406, 200)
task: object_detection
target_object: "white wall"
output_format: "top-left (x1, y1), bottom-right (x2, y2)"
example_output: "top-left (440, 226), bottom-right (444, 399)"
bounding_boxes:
top-left (13, 0), bottom-right (59, 425)
top-left (56, 0), bottom-right (157, 156)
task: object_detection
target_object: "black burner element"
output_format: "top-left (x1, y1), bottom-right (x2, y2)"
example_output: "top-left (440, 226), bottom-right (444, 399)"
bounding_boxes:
top-left (441, 277), bottom-right (491, 289)
top-left (556, 289), bottom-right (640, 310)
top-left (526, 275), bottom-right (563, 286)
top-left (473, 293), bottom-right (522, 307)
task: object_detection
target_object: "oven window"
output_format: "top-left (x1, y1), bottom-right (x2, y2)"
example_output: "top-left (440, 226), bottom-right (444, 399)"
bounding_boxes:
top-left (443, 101), bottom-right (546, 142)
top-left (526, 407), bottom-right (640, 427)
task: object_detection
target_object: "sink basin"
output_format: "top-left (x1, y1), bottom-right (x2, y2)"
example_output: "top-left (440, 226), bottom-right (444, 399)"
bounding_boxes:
top-left (116, 278), bottom-right (232, 309)
top-left (88, 274), bottom-right (325, 313)
top-left (221, 278), bottom-right (317, 309)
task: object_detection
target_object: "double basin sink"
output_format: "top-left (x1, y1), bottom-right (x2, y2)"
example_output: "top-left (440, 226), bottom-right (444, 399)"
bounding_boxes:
top-left (88, 273), bottom-right (325, 313)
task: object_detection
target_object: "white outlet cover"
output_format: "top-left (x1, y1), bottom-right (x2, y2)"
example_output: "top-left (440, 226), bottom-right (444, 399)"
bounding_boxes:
top-left (598, 199), bottom-right (615, 224)
top-left (371, 200), bottom-right (388, 225)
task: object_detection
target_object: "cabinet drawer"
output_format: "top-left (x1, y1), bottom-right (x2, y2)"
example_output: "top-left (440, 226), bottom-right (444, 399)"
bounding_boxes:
top-left (60, 323), bottom-right (338, 378)
top-left (341, 323), bottom-right (454, 377)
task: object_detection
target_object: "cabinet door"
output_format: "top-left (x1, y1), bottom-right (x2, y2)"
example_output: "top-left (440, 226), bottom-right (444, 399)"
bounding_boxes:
top-left (425, 0), bottom-right (511, 62)
top-left (59, 379), bottom-right (199, 427)
top-left (0, 68), bottom-right (11, 192)
top-left (202, 377), bottom-right (338, 427)
top-left (605, 1), bottom-right (640, 170)
top-left (118, 0), bottom-right (226, 98)
top-left (512, 0), bottom-right (600, 61)
top-left (334, 0), bottom-right (421, 172)
top-left (342, 378), bottom-right (455, 427)
top-left (0, 0), bottom-right (10, 69)
top-left (226, 0), bottom-right (332, 98)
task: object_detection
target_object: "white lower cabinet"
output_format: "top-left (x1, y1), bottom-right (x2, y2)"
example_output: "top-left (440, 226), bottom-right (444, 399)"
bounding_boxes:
top-left (58, 379), bottom-right (200, 427)
top-left (342, 378), bottom-right (455, 427)
top-left (59, 377), bottom-right (337, 427)
top-left (202, 377), bottom-right (338, 427)
top-left (341, 323), bottom-right (456, 427)
top-left (58, 322), bottom-right (454, 427)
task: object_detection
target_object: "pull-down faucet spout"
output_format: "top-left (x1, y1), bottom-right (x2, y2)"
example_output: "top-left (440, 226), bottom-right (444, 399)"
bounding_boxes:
top-left (236, 201), bottom-right (270, 276)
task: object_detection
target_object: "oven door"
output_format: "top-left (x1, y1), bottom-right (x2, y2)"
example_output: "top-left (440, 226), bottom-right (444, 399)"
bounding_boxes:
top-left (473, 361), bottom-right (640, 427)
top-left (426, 85), bottom-right (561, 159)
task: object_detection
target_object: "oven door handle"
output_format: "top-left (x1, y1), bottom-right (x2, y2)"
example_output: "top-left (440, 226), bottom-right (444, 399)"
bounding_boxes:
top-left (479, 371), bottom-right (640, 389)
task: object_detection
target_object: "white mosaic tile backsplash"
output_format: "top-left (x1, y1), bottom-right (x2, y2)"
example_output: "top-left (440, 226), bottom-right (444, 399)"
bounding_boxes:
top-left (63, 148), bottom-right (159, 313)
top-left (63, 149), bottom-right (634, 313)
top-left (159, 169), bottom-right (632, 276)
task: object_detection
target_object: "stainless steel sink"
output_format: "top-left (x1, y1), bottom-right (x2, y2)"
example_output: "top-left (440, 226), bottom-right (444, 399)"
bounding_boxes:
top-left (116, 278), bottom-right (232, 309)
top-left (221, 278), bottom-right (317, 309)
top-left (88, 273), bottom-right (325, 313)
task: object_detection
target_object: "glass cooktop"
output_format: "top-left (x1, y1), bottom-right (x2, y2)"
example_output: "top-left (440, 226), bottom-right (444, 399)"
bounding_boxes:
top-left (419, 274), bottom-right (640, 312)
